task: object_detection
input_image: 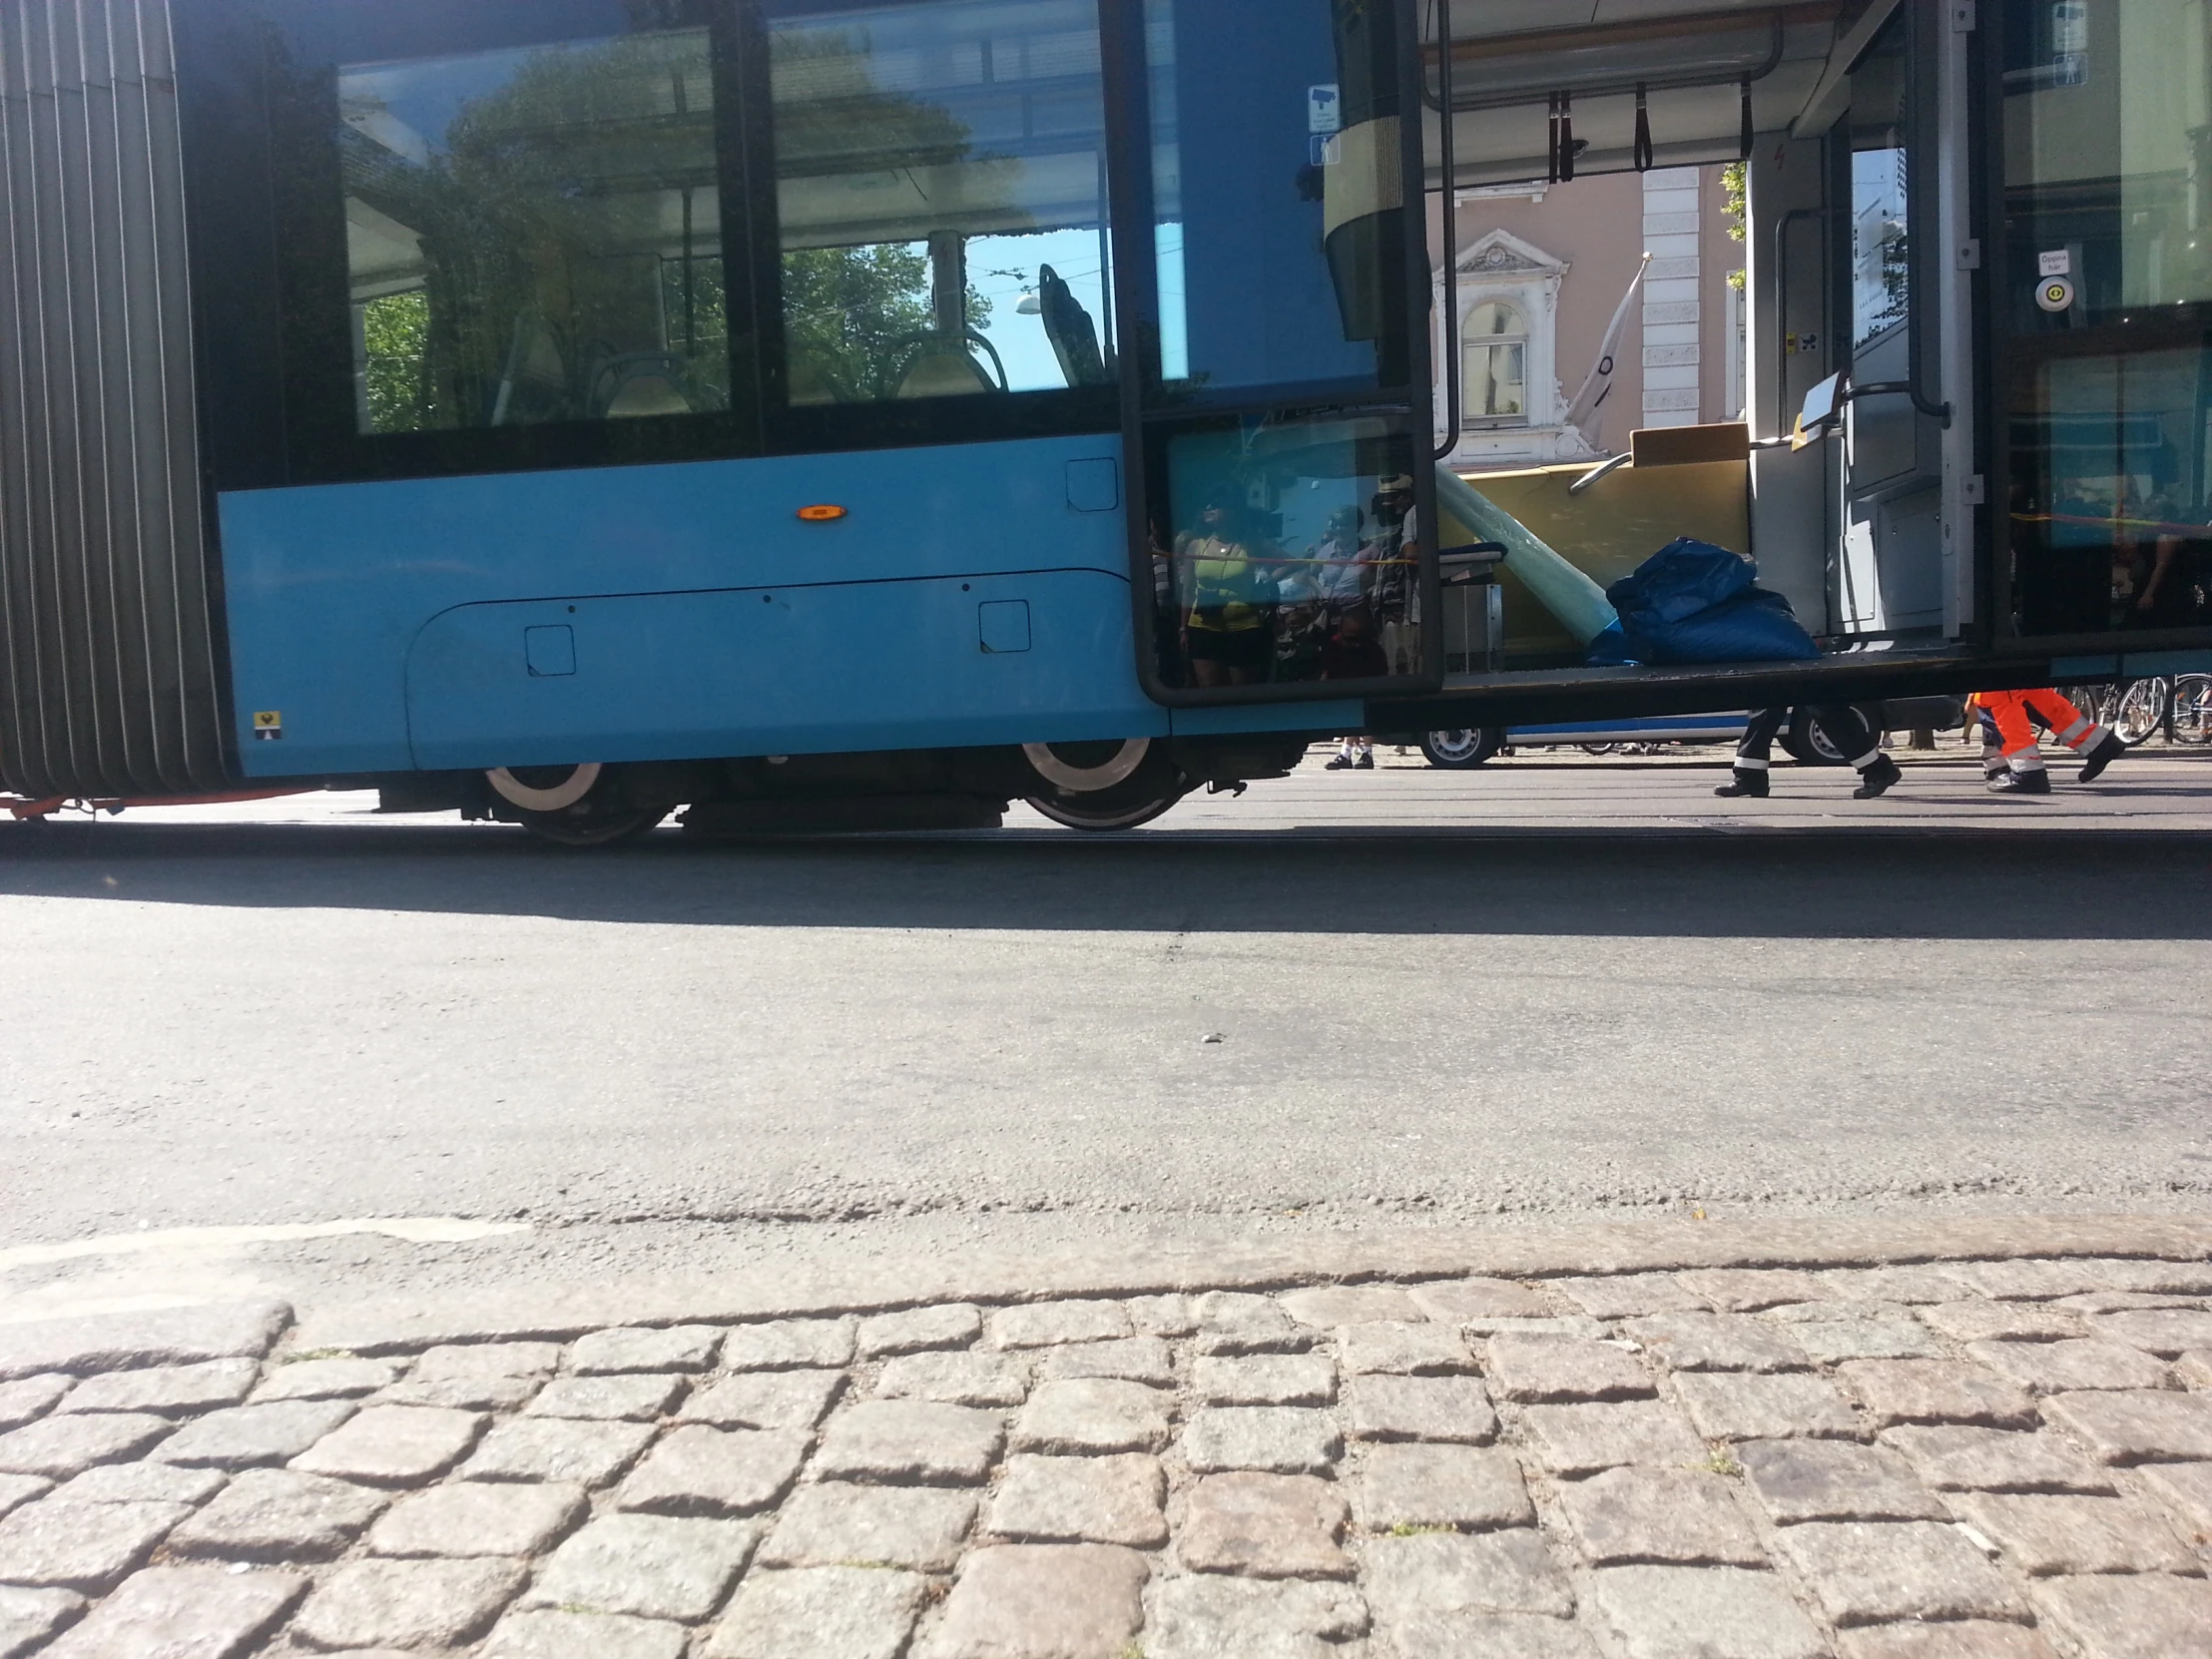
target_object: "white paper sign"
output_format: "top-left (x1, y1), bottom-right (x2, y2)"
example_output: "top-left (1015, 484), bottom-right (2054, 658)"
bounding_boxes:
top-left (2038, 249), bottom-right (2071, 276)
top-left (1309, 85), bottom-right (1341, 135)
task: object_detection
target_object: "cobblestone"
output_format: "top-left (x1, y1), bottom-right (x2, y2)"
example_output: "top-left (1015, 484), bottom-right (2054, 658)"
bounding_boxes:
top-left (527, 1374), bottom-right (686, 1421)
top-left (2175, 1349), bottom-right (2212, 1388)
top-left (2087, 1308), bottom-right (2212, 1356)
top-left (1518, 1401), bottom-right (1704, 1475)
top-left (1014, 1381), bottom-right (1169, 1456)
top-left (1920, 1304), bottom-right (2086, 1345)
top-left (1344, 1375), bottom-right (1496, 1443)
top-left (57, 1359), bottom-right (258, 1417)
top-left (1966, 1340), bottom-right (2170, 1394)
top-left (681, 1371), bottom-right (845, 1430)
top-left (0, 1381), bottom-right (67, 1435)
top-left (166, 1468), bottom-right (387, 1560)
top-left (56, 1459), bottom-right (224, 1503)
top-left (1181, 1406), bottom-right (1338, 1474)
top-left (289, 1405), bottom-right (484, 1486)
top-left (920, 1543), bottom-right (1147, 1659)
top-left (1624, 1314), bottom-right (1809, 1374)
top-left (523, 1513), bottom-right (759, 1620)
top-left (1177, 1472), bottom-right (1348, 1578)
top-left (0, 1303), bottom-right (287, 1384)
top-left (1770, 1520), bottom-right (2027, 1624)
top-left (857, 1304), bottom-right (981, 1358)
top-left (759, 1482), bottom-right (975, 1571)
top-left (1946, 1492), bottom-right (2199, 1574)
top-left (1355, 1443), bottom-right (1532, 1531)
top-left (0, 1413), bottom-right (171, 1479)
top-left (1838, 1360), bottom-right (2038, 1428)
top-left (251, 1359), bottom-right (400, 1403)
top-left (1737, 1439), bottom-right (1947, 1523)
top-left (1408, 1278), bottom-right (1556, 1322)
top-left (1672, 1372), bottom-right (1861, 1440)
top-left (724, 1320), bottom-right (856, 1372)
top-left (0, 1585), bottom-right (81, 1658)
top-left (616, 1426), bottom-right (808, 1516)
top-left (459, 1416), bottom-right (655, 1486)
top-left (0, 1477), bottom-right (49, 1521)
top-left (1788, 1316), bottom-right (1942, 1365)
top-left (1487, 1336), bottom-right (1652, 1401)
top-left (816, 1400), bottom-right (1004, 1482)
top-left (566, 1327), bottom-right (723, 1376)
top-left (479, 1608), bottom-right (690, 1659)
top-left (409, 1343), bottom-right (560, 1382)
top-left (291, 1556), bottom-right (526, 1650)
top-left (1554, 1467), bottom-right (1766, 1565)
top-left (2041, 1388), bottom-right (2212, 1463)
top-left (0, 1498), bottom-right (188, 1591)
top-left (705, 1564), bottom-right (927, 1659)
top-left (2133, 1459), bottom-right (2212, 1533)
top-left (1338, 1322), bottom-right (1471, 1376)
top-left (1818, 1268), bottom-right (1972, 1306)
top-left (1041, 1339), bottom-right (1176, 1388)
top-left (374, 1375), bottom-right (541, 1412)
top-left (1552, 1276), bottom-right (1710, 1319)
top-left (1877, 1426), bottom-right (2113, 1493)
top-left (37, 1563), bottom-right (303, 1659)
top-left (1192, 1293), bottom-right (1306, 1356)
top-left (1835, 1624), bottom-right (2059, 1659)
top-left (1143, 1575), bottom-right (1367, 1659)
top-left (1674, 1269), bottom-right (1825, 1312)
top-left (1279, 1287), bottom-right (1421, 1328)
top-left (1192, 1354), bottom-right (1333, 1405)
top-left (1362, 1529), bottom-right (1573, 1627)
top-left (2029, 1570), bottom-right (2212, 1658)
top-left (1125, 1296), bottom-right (1197, 1338)
top-left (155, 1399), bottom-right (358, 1468)
top-left (367, 1479), bottom-right (585, 1557)
top-left (985, 1453), bottom-right (1165, 1547)
top-left (877, 1352), bottom-right (1030, 1407)
top-left (1585, 1565), bottom-right (1826, 1659)
top-left (988, 1302), bottom-right (1132, 1350)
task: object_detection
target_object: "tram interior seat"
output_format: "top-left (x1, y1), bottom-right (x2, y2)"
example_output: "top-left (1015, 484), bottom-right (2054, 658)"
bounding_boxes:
top-left (592, 351), bottom-right (696, 418)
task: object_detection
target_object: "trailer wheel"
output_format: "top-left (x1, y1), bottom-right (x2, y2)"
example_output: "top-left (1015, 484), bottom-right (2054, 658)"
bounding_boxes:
top-left (1781, 707), bottom-right (1882, 767)
top-left (516, 805), bottom-right (670, 848)
top-left (1022, 739), bottom-right (1186, 830)
top-left (1419, 728), bottom-right (1502, 769)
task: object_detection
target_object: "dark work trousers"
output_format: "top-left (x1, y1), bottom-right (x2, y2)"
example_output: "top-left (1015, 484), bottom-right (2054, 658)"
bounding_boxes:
top-left (1735, 705), bottom-right (1882, 772)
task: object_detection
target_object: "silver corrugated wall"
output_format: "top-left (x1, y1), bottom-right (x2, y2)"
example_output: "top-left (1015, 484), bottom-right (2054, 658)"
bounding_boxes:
top-left (0, 0), bottom-right (228, 799)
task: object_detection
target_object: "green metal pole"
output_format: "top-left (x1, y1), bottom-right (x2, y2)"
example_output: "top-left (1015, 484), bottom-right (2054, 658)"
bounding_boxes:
top-left (1432, 465), bottom-right (1618, 647)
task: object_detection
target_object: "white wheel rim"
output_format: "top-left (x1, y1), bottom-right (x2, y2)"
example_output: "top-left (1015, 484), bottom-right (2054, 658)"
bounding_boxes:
top-left (1430, 730), bottom-right (1480, 761)
top-left (487, 763), bottom-right (602, 812)
top-left (1023, 738), bottom-right (1150, 793)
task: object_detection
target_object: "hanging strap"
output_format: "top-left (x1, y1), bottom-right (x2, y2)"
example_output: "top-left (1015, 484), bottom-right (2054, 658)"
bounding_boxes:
top-left (1547, 93), bottom-right (1561, 185)
top-left (1740, 76), bottom-right (1755, 159)
top-left (1558, 92), bottom-right (1575, 182)
top-left (1633, 83), bottom-right (1654, 172)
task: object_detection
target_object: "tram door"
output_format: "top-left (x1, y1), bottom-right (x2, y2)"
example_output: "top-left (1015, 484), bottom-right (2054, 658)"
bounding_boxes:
top-left (1827, 1), bottom-right (1977, 643)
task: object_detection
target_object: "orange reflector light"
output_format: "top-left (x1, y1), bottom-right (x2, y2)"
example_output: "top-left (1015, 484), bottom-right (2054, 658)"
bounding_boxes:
top-left (797, 504), bottom-right (847, 522)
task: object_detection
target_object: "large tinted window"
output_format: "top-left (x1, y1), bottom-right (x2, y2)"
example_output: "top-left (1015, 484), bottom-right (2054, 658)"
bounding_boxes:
top-left (339, 26), bottom-right (727, 435)
top-left (764, 0), bottom-right (1116, 409)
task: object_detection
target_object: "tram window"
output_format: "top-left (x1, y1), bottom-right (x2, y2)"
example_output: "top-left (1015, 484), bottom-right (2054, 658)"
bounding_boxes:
top-left (764, 0), bottom-right (1115, 408)
top-left (1145, 0), bottom-right (1409, 397)
top-left (1848, 18), bottom-right (1912, 353)
top-left (2002, 0), bottom-right (2212, 636)
top-left (1149, 417), bottom-right (1420, 691)
top-left (1462, 301), bottom-right (1527, 424)
top-left (337, 25), bottom-right (728, 435)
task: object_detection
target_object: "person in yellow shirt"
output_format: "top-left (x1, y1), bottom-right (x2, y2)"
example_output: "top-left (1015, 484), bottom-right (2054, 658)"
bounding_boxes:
top-left (1176, 493), bottom-right (1278, 688)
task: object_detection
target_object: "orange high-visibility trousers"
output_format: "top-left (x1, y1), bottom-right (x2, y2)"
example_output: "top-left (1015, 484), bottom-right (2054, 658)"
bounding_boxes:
top-left (1980, 688), bottom-right (2104, 773)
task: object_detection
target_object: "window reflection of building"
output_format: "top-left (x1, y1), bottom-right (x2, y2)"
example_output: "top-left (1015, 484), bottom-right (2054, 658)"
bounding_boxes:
top-left (1462, 299), bottom-right (1527, 422)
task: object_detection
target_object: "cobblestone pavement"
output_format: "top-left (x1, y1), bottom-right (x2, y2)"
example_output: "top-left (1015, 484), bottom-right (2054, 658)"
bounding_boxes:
top-left (1, 1218), bottom-right (2209, 1658)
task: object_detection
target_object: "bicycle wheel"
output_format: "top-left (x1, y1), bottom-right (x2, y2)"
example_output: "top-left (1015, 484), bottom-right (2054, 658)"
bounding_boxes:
top-left (2065, 683), bottom-right (2112, 728)
top-left (2114, 678), bottom-right (2170, 747)
top-left (2172, 675), bottom-right (2212, 745)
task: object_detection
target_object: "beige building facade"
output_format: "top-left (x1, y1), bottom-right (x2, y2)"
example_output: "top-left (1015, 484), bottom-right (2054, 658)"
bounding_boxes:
top-left (1436, 164), bottom-right (1748, 473)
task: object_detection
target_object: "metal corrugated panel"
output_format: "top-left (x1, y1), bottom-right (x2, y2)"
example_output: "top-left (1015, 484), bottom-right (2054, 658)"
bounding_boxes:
top-left (0, 0), bottom-right (227, 798)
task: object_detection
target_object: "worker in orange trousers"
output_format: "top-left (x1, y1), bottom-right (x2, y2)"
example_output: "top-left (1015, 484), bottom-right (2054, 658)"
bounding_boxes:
top-left (1969, 689), bottom-right (2126, 796)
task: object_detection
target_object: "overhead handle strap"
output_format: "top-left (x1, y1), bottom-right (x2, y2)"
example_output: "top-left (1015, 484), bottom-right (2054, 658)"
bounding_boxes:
top-left (1633, 83), bottom-right (1654, 172)
top-left (1558, 91), bottom-right (1575, 182)
top-left (1740, 76), bottom-right (1755, 159)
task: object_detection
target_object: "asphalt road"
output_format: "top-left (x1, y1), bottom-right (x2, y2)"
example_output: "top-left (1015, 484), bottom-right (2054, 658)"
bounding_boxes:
top-left (4, 746), bottom-right (2210, 1320)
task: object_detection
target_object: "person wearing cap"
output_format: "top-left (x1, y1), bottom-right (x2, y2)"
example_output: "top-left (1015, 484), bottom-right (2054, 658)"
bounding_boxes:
top-left (1175, 492), bottom-right (1277, 688)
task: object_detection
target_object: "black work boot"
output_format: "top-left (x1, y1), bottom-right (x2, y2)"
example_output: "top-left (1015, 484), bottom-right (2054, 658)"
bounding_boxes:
top-left (1988, 768), bottom-right (2052, 797)
top-left (1713, 769), bottom-right (1769, 799)
top-left (2078, 730), bottom-right (2126, 784)
top-left (1853, 755), bottom-right (1903, 799)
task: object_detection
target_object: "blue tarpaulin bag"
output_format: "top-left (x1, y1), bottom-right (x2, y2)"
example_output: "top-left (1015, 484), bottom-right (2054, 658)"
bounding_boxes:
top-left (1591, 537), bottom-right (1819, 666)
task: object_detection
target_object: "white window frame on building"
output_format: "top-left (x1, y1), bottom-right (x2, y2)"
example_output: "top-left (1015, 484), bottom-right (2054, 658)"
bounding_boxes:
top-left (1442, 229), bottom-right (1579, 468)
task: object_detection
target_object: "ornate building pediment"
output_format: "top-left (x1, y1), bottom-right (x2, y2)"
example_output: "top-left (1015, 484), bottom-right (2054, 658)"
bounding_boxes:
top-left (1453, 229), bottom-right (1568, 279)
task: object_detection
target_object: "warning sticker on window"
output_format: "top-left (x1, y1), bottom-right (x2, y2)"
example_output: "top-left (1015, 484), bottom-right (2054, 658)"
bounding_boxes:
top-left (253, 711), bottom-right (283, 741)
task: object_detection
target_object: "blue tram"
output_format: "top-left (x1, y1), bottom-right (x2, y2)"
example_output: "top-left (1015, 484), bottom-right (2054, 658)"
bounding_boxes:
top-left (3, 0), bottom-right (2209, 838)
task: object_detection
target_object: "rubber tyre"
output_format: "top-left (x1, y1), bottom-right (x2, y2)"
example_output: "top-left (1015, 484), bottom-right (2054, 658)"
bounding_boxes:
top-left (517, 806), bottom-right (670, 847)
top-left (2172, 675), bottom-right (2212, 746)
top-left (1420, 728), bottom-right (1503, 769)
top-left (1781, 706), bottom-right (1882, 767)
top-left (1023, 744), bottom-right (1187, 831)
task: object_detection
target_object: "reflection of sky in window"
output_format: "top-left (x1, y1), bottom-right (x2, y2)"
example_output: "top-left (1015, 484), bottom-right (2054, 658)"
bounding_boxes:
top-left (966, 226), bottom-right (1113, 391)
top-left (340, 43), bottom-right (572, 164)
top-left (1156, 223), bottom-right (1189, 380)
top-left (1852, 147), bottom-right (1909, 346)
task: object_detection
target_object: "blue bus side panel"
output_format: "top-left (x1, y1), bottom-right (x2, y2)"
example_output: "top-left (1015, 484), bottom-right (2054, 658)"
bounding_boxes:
top-left (406, 571), bottom-right (1161, 770)
top-left (219, 438), bottom-right (1170, 777)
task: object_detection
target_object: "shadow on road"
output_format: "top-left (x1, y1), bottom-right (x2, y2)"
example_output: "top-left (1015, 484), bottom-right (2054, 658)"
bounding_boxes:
top-left (4, 819), bottom-right (2211, 940)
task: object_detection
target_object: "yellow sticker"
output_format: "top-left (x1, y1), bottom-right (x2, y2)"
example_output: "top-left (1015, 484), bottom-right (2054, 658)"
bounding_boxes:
top-left (253, 711), bottom-right (283, 740)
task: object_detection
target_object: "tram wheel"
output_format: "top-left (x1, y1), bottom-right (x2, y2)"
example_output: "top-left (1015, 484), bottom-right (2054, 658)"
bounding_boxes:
top-left (1021, 738), bottom-right (1186, 830)
top-left (516, 805), bottom-right (670, 848)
